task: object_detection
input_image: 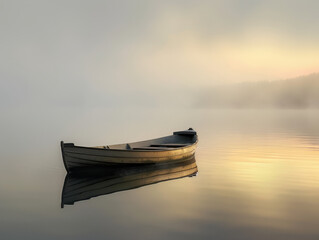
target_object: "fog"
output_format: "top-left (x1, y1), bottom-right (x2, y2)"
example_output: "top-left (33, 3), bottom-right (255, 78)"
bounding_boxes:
top-left (196, 73), bottom-right (319, 109)
top-left (1, 0), bottom-right (319, 111)
top-left (1, 3), bottom-right (319, 239)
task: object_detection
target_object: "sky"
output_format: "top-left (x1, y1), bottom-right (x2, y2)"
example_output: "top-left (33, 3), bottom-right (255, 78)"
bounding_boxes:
top-left (1, 0), bottom-right (319, 107)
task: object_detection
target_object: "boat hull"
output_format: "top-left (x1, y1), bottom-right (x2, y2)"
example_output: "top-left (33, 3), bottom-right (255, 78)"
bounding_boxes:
top-left (62, 143), bottom-right (197, 171)
top-left (61, 130), bottom-right (198, 172)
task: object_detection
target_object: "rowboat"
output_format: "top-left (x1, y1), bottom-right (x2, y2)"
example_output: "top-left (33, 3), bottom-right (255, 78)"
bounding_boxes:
top-left (61, 156), bottom-right (198, 207)
top-left (61, 128), bottom-right (198, 172)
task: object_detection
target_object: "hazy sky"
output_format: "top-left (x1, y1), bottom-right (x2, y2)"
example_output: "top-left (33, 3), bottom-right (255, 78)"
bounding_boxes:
top-left (1, 0), bottom-right (318, 107)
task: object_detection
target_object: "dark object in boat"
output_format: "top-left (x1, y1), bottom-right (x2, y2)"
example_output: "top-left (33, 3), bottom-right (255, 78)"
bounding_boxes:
top-left (61, 156), bottom-right (198, 207)
top-left (61, 128), bottom-right (198, 172)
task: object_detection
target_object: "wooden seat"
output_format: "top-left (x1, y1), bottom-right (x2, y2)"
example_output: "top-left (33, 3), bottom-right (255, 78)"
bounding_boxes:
top-left (150, 144), bottom-right (189, 148)
top-left (133, 147), bottom-right (170, 150)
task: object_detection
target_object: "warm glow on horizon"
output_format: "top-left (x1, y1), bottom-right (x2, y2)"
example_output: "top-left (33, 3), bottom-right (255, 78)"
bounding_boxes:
top-left (133, 33), bottom-right (319, 86)
top-left (1, 0), bottom-right (319, 107)
top-left (127, 4), bottom-right (319, 87)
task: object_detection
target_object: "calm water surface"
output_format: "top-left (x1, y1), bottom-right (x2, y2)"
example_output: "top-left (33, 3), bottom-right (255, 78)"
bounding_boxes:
top-left (1, 108), bottom-right (319, 239)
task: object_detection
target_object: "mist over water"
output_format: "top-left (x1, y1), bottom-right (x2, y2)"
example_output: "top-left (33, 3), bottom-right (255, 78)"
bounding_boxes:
top-left (1, 107), bottom-right (318, 239)
top-left (196, 73), bottom-right (319, 109)
top-left (1, 1), bottom-right (319, 239)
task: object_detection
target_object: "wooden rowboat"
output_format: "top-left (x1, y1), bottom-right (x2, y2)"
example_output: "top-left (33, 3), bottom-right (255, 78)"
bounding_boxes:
top-left (61, 128), bottom-right (198, 172)
top-left (61, 156), bottom-right (198, 207)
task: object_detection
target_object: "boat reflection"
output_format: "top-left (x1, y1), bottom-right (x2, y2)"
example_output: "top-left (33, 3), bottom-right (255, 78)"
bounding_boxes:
top-left (61, 156), bottom-right (198, 207)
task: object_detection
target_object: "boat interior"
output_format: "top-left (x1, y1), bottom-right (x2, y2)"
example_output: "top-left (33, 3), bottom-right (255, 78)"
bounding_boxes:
top-left (96, 130), bottom-right (197, 151)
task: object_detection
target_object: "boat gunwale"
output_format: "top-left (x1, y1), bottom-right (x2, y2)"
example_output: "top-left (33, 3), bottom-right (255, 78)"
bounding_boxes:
top-left (63, 135), bottom-right (198, 153)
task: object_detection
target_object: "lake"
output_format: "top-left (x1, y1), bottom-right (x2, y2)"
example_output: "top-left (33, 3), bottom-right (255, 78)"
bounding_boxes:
top-left (1, 108), bottom-right (319, 239)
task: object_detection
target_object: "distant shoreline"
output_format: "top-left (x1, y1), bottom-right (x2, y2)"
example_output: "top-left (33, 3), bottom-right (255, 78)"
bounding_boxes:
top-left (195, 73), bottom-right (319, 109)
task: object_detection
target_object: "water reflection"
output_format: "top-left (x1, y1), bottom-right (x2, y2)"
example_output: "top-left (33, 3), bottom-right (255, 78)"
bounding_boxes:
top-left (61, 156), bottom-right (198, 207)
top-left (1, 109), bottom-right (319, 239)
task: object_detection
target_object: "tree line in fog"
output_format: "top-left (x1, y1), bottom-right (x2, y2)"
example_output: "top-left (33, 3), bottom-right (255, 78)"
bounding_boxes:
top-left (196, 73), bottom-right (319, 109)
